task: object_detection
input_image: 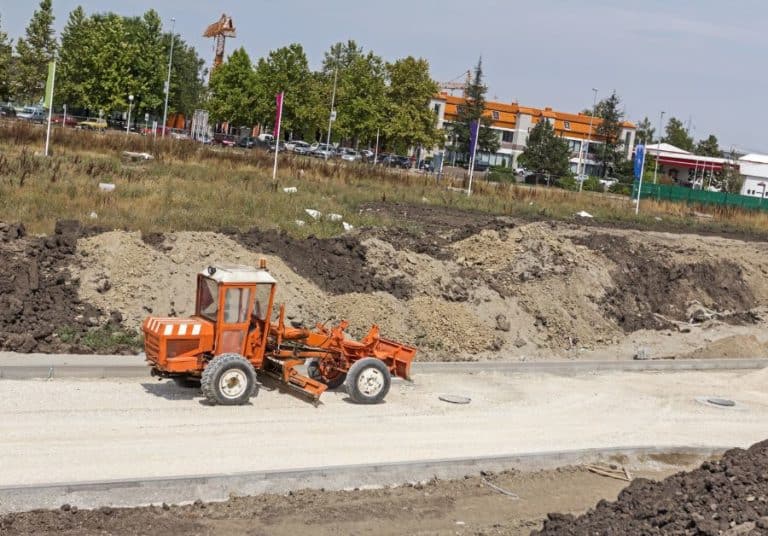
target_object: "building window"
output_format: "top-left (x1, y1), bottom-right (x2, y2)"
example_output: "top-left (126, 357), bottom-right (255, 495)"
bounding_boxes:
top-left (433, 103), bottom-right (440, 114)
top-left (564, 121), bottom-right (571, 130)
top-left (502, 130), bottom-right (514, 143)
top-left (457, 105), bottom-right (465, 114)
top-left (492, 110), bottom-right (500, 120)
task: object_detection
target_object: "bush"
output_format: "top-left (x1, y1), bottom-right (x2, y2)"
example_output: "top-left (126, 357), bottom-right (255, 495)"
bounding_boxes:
top-left (609, 182), bottom-right (632, 196)
top-left (582, 176), bottom-right (601, 192)
top-left (487, 166), bottom-right (516, 183)
top-left (556, 176), bottom-right (578, 191)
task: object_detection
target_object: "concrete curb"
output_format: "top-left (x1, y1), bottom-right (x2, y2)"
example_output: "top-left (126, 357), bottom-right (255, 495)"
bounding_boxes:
top-left (0, 352), bottom-right (765, 379)
top-left (0, 445), bottom-right (728, 514)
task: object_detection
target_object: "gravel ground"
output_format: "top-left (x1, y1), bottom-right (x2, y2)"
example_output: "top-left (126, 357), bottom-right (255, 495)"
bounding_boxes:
top-left (0, 368), bottom-right (766, 487)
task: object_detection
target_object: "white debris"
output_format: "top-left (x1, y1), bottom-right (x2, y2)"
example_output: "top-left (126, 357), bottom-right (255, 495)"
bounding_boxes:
top-left (327, 213), bottom-right (343, 221)
top-left (294, 220), bottom-right (306, 226)
top-left (575, 210), bottom-right (593, 218)
top-left (89, 211), bottom-right (98, 219)
top-left (342, 222), bottom-right (354, 232)
top-left (98, 183), bottom-right (116, 192)
top-left (304, 209), bottom-right (321, 220)
top-left (283, 187), bottom-right (297, 193)
top-left (122, 151), bottom-right (154, 161)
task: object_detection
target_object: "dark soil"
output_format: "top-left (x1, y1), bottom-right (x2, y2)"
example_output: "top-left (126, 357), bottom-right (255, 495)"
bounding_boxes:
top-left (0, 220), bottom-right (139, 354)
top-left (533, 440), bottom-right (768, 535)
top-left (361, 201), bottom-right (517, 259)
top-left (574, 233), bottom-right (756, 332)
top-left (231, 228), bottom-right (414, 299)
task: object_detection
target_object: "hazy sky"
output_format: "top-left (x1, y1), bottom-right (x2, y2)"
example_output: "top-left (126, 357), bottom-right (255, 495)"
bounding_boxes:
top-left (3, 0), bottom-right (766, 152)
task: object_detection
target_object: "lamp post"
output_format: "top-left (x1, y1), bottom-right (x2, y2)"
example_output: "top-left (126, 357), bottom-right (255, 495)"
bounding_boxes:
top-left (126, 94), bottom-right (134, 136)
top-left (579, 88), bottom-right (598, 192)
top-left (325, 50), bottom-right (339, 160)
top-left (162, 17), bottom-right (176, 138)
top-left (652, 111), bottom-right (665, 184)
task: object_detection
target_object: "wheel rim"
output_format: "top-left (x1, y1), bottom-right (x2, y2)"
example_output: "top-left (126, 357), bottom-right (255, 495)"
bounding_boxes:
top-left (219, 369), bottom-right (248, 399)
top-left (357, 367), bottom-right (384, 397)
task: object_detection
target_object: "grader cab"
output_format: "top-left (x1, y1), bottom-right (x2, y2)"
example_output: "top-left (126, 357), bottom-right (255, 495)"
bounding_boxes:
top-left (142, 263), bottom-right (416, 406)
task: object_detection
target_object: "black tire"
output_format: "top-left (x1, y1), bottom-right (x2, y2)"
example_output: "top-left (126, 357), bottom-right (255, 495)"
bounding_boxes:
top-left (306, 358), bottom-right (347, 390)
top-left (201, 353), bottom-right (258, 406)
top-left (344, 358), bottom-right (391, 404)
top-left (172, 376), bottom-right (201, 389)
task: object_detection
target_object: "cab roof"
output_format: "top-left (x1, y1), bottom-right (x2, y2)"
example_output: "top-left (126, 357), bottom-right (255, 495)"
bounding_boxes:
top-left (200, 265), bottom-right (277, 284)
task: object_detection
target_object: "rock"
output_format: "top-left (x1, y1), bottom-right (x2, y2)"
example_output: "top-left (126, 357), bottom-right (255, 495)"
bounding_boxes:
top-left (495, 314), bottom-right (511, 332)
top-left (634, 347), bottom-right (651, 360)
top-left (109, 310), bottom-right (123, 326)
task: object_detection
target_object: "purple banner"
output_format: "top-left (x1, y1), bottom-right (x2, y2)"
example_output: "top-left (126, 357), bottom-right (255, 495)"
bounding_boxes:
top-left (468, 119), bottom-right (480, 156)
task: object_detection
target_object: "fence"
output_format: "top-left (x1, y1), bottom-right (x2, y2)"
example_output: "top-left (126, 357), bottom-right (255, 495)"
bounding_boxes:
top-left (633, 182), bottom-right (768, 213)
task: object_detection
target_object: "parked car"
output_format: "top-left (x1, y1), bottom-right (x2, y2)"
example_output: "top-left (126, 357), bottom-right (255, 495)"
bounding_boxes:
top-left (287, 140), bottom-right (311, 153)
top-left (381, 155), bottom-right (411, 169)
top-left (418, 159), bottom-right (435, 172)
top-left (310, 143), bottom-right (336, 159)
top-left (267, 141), bottom-right (286, 153)
top-left (293, 142), bottom-right (313, 155)
top-left (339, 148), bottom-right (361, 162)
top-left (237, 136), bottom-right (258, 149)
top-left (257, 133), bottom-right (274, 143)
top-left (53, 114), bottom-right (80, 127)
top-left (0, 105), bottom-right (17, 119)
top-left (360, 149), bottom-right (375, 161)
top-left (78, 118), bottom-right (108, 130)
top-left (599, 177), bottom-right (619, 189)
top-left (17, 106), bottom-right (46, 123)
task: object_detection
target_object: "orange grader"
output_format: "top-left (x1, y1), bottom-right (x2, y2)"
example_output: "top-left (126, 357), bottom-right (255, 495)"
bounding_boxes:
top-left (142, 262), bottom-right (416, 405)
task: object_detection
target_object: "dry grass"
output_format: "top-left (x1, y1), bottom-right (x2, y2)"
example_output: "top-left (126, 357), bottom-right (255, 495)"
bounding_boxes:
top-left (2, 121), bottom-right (768, 238)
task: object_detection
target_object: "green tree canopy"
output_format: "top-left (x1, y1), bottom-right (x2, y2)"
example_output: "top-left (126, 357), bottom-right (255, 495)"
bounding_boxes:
top-left (384, 56), bottom-right (441, 154)
top-left (636, 116), bottom-right (655, 146)
top-left (663, 117), bottom-right (694, 152)
top-left (207, 47), bottom-right (258, 126)
top-left (12, 0), bottom-right (57, 104)
top-left (333, 51), bottom-right (387, 146)
top-left (0, 16), bottom-right (12, 101)
top-left (518, 119), bottom-right (571, 178)
top-left (449, 58), bottom-right (500, 157)
top-left (695, 134), bottom-right (720, 157)
top-left (593, 91), bottom-right (625, 177)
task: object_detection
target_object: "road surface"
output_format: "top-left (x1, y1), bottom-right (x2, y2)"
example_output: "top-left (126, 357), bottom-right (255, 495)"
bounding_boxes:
top-left (0, 368), bottom-right (766, 486)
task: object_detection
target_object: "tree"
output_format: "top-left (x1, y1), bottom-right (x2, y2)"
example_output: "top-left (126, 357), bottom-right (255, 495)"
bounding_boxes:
top-left (662, 117), bottom-right (694, 152)
top-left (12, 0), bottom-right (57, 104)
top-left (253, 43), bottom-right (320, 139)
top-left (384, 56), bottom-right (441, 154)
top-left (164, 33), bottom-right (206, 118)
top-left (449, 58), bottom-right (500, 159)
top-left (593, 91), bottom-right (625, 177)
top-left (518, 119), bottom-right (571, 178)
top-left (333, 52), bottom-right (387, 146)
top-left (0, 16), bottom-right (12, 101)
top-left (207, 47), bottom-right (258, 126)
top-left (636, 116), bottom-right (655, 146)
top-left (695, 134), bottom-right (720, 157)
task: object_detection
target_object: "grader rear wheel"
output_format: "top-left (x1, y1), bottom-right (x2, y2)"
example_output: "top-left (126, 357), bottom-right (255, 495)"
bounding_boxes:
top-left (201, 354), bottom-right (258, 406)
top-left (306, 359), bottom-right (346, 389)
top-left (344, 358), bottom-right (391, 404)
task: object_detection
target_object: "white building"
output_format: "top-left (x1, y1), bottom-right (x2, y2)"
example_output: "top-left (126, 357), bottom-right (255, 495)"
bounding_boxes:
top-left (738, 154), bottom-right (768, 198)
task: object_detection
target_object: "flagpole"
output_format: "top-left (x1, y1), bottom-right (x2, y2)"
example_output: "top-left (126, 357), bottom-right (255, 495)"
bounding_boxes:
top-left (44, 61), bottom-right (57, 157)
top-left (272, 92), bottom-right (284, 181)
top-left (467, 121), bottom-right (479, 196)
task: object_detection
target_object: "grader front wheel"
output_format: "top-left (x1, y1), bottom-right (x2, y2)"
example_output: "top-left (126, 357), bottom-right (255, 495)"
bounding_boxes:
top-left (201, 354), bottom-right (258, 406)
top-left (344, 358), bottom-right (391, 404)
top-left (306, 359), bottom-right (347, 389)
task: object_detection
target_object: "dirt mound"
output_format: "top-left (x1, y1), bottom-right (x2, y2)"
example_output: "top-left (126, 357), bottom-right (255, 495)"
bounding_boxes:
top-left (574, 233), bottom-right (757, 332)
top-left (681, 334), bottom-right (768, 359)
top-left (232, 228), bottom-right (413, 299)
top-left (533, 440), bottom-right (768, 535)
top-left (0, 221), bottom-right (136, 354)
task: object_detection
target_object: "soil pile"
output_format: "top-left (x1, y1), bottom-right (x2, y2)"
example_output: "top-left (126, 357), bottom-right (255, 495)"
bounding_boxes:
top-left (533, 440), bottom-right (768, 535)
top-left (682, 334), bottom-right (768, 360)
top-left (0, 221), bottom-right (136, 354)
top-left (573, 233), bottom-right (757, 332)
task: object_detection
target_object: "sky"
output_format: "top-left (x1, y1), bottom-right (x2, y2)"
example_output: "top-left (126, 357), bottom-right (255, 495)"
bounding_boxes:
top-left (3, 0), bottom-right (767, 152)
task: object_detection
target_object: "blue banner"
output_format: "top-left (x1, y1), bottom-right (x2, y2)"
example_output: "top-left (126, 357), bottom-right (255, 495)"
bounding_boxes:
top-left (469, 119), bottom-right (479, 156)
top-left (634, 144), bottom-right (645, 179)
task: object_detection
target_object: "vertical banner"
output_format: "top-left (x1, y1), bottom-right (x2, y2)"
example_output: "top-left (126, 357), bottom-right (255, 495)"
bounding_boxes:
top-left (633, 144), bottom-right (645, 180)
top-left (44, 62), bottom-right (55, 109)
top-left (468, 119), bottom-right (479, 157)
top-left (272, 92), bottom-right (284, 181)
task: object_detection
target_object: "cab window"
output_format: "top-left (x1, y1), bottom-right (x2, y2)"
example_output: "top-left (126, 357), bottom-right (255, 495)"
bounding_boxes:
top-left (224, 288), bottom-right (251, 324)
top-left (253, 284), bottom-right (272, 321)
top-left (199, 278), bottom-right (219, 321)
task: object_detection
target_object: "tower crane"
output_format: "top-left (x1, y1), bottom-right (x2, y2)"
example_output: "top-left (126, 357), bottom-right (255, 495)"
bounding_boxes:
top-left (203, 14), bottom-right (236, 78)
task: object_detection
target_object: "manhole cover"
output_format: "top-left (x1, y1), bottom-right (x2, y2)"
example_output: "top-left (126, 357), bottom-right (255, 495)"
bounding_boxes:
top-left (695, 396), bottom-right (744, 410)
top-left (439, 395), bottom-right (471, 404)
top-left (707, 398), bottom-right (735, 407)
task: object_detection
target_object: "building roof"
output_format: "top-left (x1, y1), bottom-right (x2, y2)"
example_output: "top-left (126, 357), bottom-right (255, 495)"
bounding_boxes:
top-left (645, 143), bottom-right (692, 155)
top-left (740, 162), bottom-right (768, 179)
top-left (739, 153), bottom-right (768, 164)
top-left (200, 265), bottom-right (277, 284)
top-left (436, 93), bottom-right (636, 140)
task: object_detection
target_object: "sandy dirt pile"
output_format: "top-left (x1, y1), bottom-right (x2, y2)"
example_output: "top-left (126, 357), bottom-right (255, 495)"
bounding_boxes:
top-left (533, 439), bottom-right (768, 535)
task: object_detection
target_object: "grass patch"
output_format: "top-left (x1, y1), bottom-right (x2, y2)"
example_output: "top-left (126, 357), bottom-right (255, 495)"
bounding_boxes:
top-left (2, 122), bottom-right (768, 238)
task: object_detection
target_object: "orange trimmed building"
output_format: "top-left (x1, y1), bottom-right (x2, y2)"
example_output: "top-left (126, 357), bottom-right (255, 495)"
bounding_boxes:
top-left (430, 93), bottom-right (637, 173)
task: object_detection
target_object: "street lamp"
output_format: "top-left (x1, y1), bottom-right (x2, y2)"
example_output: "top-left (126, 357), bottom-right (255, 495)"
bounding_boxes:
top-left (579, 88), bottom-right (598, 193)
top-left (126, 94), bottom-right (134, 136)
top-left (652, 111), bottom-right (665, 184)
top-left (162, 17), bottom-right (176, 138)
